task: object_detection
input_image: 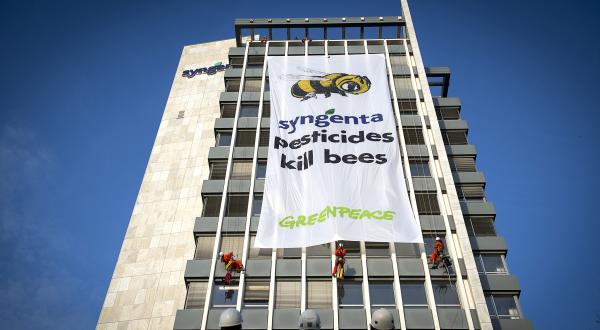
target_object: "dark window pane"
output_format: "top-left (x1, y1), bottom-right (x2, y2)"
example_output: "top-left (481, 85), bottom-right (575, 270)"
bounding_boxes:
top-left (224, 195), bottom-right (248, 217)
top-left (442, 131), bottom-right (468, 145)
top-left (211, 281), bottom-right (238, 306)
top-left (409, 159), bottom-right (431, 177)
top-left (240, 105), bottom-right (259, 117)
top-left (395, 243), bottom-right (420, 258)
top-left (432, 282), bottom-right (460, 305)
top-left (252, 196), bottom-right (262, 216)
top-left (209, 162), bottom-right (227, 180)
top-left (403, 128), bottom-right (425, 145)
top-left (492, 296), bottom-right (519, 318)
top-left (226, 79), bottom-right (241, 92)
top-left (259, 129), bottom-right (269, 147)
top-left (235, 130), bottom-right (256, 147)
top-left (307, 243), bottom-right (330, 257)
top-left (216, 132), bottom-right (232, 146)
top-left (365, 242), bottom-right (390, 257)
top-left (401, 282), bottom-right (428, 305)
top-left (202, 196), bottom-right (222, 217)
top-left (481, 255), bottom-right (506, 273)
top-left (449, 157), bottom-right (476, 172)
top-left (415, 193), bottom-right (440, 215)
top-left (468, 217), bottom-right (496, 236)
top-left (342, 241), bottom-right (361, 257)
top-left (221, 104), bottom-right (236, 118)
top-left (195, 236), bottom-right (215, 259)
top-left (338, 279), bottom-right (363, 307)
top-left (255, 161), bottom-right (267, 179)
top-left (262, 103), bottom-right (271, 118)
top-left (398, 100), bottom-right (418, 115)
top-left (277, 248), bottom-right (301, 259)
top-left (457, 185), bottom-right (485, 200)
top-left (369, 280), bottom-right (395, 306)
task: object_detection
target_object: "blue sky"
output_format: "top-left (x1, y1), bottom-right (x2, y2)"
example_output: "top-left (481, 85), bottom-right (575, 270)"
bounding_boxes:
top-left (0, 0), bottom-right (598, 329)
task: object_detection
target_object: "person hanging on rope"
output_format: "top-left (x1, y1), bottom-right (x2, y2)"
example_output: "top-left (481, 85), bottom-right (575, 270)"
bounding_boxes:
top-left (332, 241), bottom-right (347, 279)
top-left (220, 251), bottom-right (244, 285)
top-left (429, 237), bottom-right (445, 269)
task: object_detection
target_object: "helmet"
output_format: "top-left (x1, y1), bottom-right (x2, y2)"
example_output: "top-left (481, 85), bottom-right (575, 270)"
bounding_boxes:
top-left (299, 309), bottom-right (321, 330)
top-left (337, 242), bottom-right (344, 248)
top-left (370, 308), bottom-right (394, 330)
top-left (219, 308), bottom-right (243, 328)
top-left (435, 237), bottom-right (441, 241)
top-left (219, 252), bottom-right (224, 257)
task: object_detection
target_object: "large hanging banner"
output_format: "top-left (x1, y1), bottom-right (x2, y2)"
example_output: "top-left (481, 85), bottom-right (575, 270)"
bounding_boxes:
top-left (254, 54), bottom-right (422, 248)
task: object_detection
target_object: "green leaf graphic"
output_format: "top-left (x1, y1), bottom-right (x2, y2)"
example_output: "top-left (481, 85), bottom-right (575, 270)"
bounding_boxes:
top-left (213, 61), bottom-right (222, 66)
top-left (325, 108), bottom-right (335, 115)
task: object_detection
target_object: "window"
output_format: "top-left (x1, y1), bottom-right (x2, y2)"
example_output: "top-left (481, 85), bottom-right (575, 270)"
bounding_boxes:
top-left (235, 130), bottom-right (256, 147)
top-left (409, 159), bottom-right (431, 177)
top-left (401, 281), bottom-right (428, 306)
top-left (212, 280), bottom-right (238, 307)
top-left (474, 254), bottom-right (507, 274)
top-left (252, 195), bottom-right (262, 216)
top-left (398, 100), bottom-right (418, 115)
top-left (393, 77), bottom-right (414, 96)
top-left (369, 280), bottom-right (395, 308)
top-left (224, 194), bottom-right (248, 217)
top-left (435, 107), bottom-right (460, 120)
top-left (226, 79), bottom-right (241, 92)
top-left (338, 279), bottom-right (364, 308)
top-left (465, 217), bottom-right (496, 236)
top-left (220, 235), bottom-right (244, 257)
top-left (195, 236), bottom-right (215, 259)
top-left (448, 157), bottom-right (476, 172)
top-left (202, 195), bottom-right (221, 217)
top-left (457, 185), bottom-right (485, 201)
top-left (230, 161), bottom-right (252, 180)
top-left (276, 248), bottom-right (301, 259)
top-left (390, 55), bottom-right (408, 67)
top-left (395, 243), bottom-right (421, 258)
top-left (185, 282), bottom-right (208, 309)
top-left (255, 161), bottom-right (267, 179)
top-left (341, 241), bottom-right (361, 257)
top-left (308, 280), bottom-right (332, 309)
top-left (276, 279), bottom-right (301, 308)
top-left (216, 131), bottom-right (232, 146)
top-left (239, 104), bottom-right (259, 118)
top-left (249, 234), bottom-right (271, 259)
top-left (307, 243), bottom-right (330, 257)
top-left (442, 131), bottom-right (468, 145)
top-left (432, 281), bottom-right (460, 306)
top-left (365, 242), bottom-right (390, 257)
top-left (403, 128), bottom-right (425, 145)
top-left (262, 103), bottom-right (271, 118)
top-left (264, 79), bottom-right (270, 92)
top-left (259, 129), bottom-right (269, 147)
top-left (415, 193), bottom-right (440, 215)
top-left (243, 79), bottom-right (262, 92)
top-left (221, 103), bottom-right (236, 118)
top-left (209, 161), bottom-right (227, 180)
top-left (244, 280), bottom-right (270, 307)
top-left (486, 294), bottom-right (521, 319)
top-left (230, 56), bottom-right (244, 68)
top-left (247, 55), bottom-right (264, 67)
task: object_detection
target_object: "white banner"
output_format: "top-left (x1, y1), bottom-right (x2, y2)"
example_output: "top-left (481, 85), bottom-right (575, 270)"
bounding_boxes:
top-left (255, 54), bottom-right (422, 248)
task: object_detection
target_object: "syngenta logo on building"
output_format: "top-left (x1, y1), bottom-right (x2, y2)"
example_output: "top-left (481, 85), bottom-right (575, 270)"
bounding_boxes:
top-left (182, 62), bottom-right (230, 78)
top-left (254, 55), bottom-right (422, 248)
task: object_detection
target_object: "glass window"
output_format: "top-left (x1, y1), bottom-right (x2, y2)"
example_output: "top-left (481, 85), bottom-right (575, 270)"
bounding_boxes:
top-left (262, 103), bottom-right (271, 118)
top-left (221, 103), bottom-right (236, 118)
top-left (212, 280), bottom-right (238, 307)
top-left (224, 194), bottom-right (248, 217)
top-left (255, 161), bottom-right (267, 179)
top-left (401, 281), bottom-right (428, 306)
top-left (435, 107), bottom-right (460, 120)
top-left (398, 100), bottom-right (418, 115)
top-left (307, 243), bottom-right (330, 257)
top-left (229, 161), bottom-right (252, 180)
top-left (369, 280), bottom-right (395, 307)
top-left (365, 242), bottom-right (390, 257)
top-left (219, 235), bottom-right (244, 257)
top-left (308, 280), bottom-right (332, 309)
top-left (342, 241), bottom-right (361, 257)
top-left (226, 79), bottom-right (241, 92)
top-left (249, 234), bottom-right (271, 259)
top-left (415, 193), bottom-right (440, 215)
top-left (276, 279), bottom-right (301, 308)
top-left (442, 131), bottom-right (468, 145)
top-left (195, 236), bottom-right (215, 259)
top-left (393, 77), bottom-right (414, 96)
top-left (448, 157), bottom-right (476, 172)
top-left (202, 195), bottom-right (221, 217)
top-left (216, 131), bottom-right (232, 146)
top-left (465, 217), bottom-right (496, 236)
top-left (486, 295), bottom-right (521, 319)
top-left (243, 79), bottom-right (262, 92)
top-left (403, 128), bottom-right (425, 145)
top-left (239, 105), bottom-right (259, 118)
top-left (276, 248), bottom-right (301, 259)
top-left (209, 162), bottom-right (227, 180)
top-left (474, 254), bottom-right (507, 274)
top-left (409, 159), bottom-right (431, 177)
top-left (244, 280), bottom-right (270, 307)
top-left (338, 279), bottom-right (363, 308)
top-left (395, 243), bottom-right (421, 258)
top-left (185, 281), bottom-right (208, 309)
top-left (432, 281), bottom-right (460, 306)
top-left (252, 195), bottom-right (262, 217)
top-left (259, 129), bottom-right (269, 147)
top-left (457, 185), bottom-right (485, 200)
top-left (235, 130), bottom-right (256, 147)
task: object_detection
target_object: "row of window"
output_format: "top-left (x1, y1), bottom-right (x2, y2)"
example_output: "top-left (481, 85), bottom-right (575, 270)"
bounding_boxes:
top-left (231, 53), bottom-right (411, 70)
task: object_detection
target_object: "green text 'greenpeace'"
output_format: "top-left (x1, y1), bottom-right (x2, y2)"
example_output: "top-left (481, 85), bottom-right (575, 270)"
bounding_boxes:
top-left (279, 205), bottom-right (395, 229)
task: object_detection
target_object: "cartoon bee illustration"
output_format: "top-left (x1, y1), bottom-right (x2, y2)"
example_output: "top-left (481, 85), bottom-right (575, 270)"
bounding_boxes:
top-left (281, 67), bottom-right (372, 101)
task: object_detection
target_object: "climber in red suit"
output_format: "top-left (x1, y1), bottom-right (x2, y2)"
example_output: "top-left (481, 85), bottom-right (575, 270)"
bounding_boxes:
top-left (332, 242), bottom-right (347, 278)
top-left (429, 237), bottom-right (444, 269)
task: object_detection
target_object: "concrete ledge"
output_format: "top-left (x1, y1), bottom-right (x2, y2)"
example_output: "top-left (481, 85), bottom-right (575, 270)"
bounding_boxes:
top-left (491, 319), bottom-right (534, 330)
top-left (470, 237), bottom-right (508, 252)
top-left (194, 217), bottom-right (218, 233)
top-left (307, 258), bottom-right (332, 277)
top-left (273, 309), bottom-right (301, 329)
top-left (404, 307), bottom-right (435, 329)
top-left (445, 145), bottom-right (477, 156)
top-left (338, 308), bottom-right (367, 329)
top-left (173, 309), bottom-right (203, 330)
top-left (437, 307), bottom-right (468, 329)
top-left (276, 259), bottom-right (302, 277)
top-left (432, 97), bottom-right (461, 108)
top-left (241, 309), bottom-right (269, 329)
top-left (366, 258), bottom-right (394, 276)
top-left (460, 201), bottom-right (496, 216)
top-left (452, 172), bottom-right (486, 185)
top-left (245, 259), bottom-right (271, 277)
top-left (400, 115), bottom-right (422, 127)
top-left (411, 177), bottom-right (437, 192)
top-left (396, 258), bottom-right (424, 277)
top-left (184, 260), bottom-right (212, 279)
top-left (438, 119), bottom-right (468, 130)
top-left (480, 274), bottom-right (521, 292)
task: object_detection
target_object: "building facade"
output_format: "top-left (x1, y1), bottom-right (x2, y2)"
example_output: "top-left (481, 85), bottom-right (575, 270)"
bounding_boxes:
top-left (98, 1), bottom-right (532, 330)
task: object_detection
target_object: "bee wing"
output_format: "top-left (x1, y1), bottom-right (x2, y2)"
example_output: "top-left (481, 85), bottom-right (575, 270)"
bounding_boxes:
top-left (296, 66), bottom-right (328, 76)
